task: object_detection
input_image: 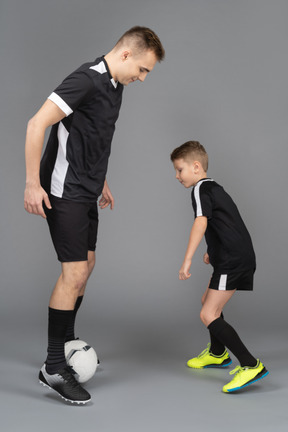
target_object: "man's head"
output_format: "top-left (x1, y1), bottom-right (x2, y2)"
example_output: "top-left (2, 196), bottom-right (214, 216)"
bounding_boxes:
top-left (106, 26), bottom-right (165, 85)
top-left (170, 141), bottom-right (208, 188)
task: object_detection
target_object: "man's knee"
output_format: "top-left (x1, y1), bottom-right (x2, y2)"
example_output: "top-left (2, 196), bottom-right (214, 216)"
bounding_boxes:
top-left (62, 262), bottom-right (90, 293)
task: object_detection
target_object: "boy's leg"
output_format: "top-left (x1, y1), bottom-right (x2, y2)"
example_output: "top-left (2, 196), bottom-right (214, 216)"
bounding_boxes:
top-left (187, 288), bottom-right (234, 368)
top-left (201, 289), bottom-right (257, 367)
top-left (201, 285), bottom-right (225, 355)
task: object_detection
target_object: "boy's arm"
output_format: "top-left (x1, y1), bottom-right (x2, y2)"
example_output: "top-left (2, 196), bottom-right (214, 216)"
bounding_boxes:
top-left (179, 216), bottom-right (207, 280)
top-left (24, 99), bottom-right (66, 218)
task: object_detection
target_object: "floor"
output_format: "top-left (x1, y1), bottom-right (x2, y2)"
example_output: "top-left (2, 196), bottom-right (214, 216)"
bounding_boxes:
top-left (1, 321), bottom-right (287, 432)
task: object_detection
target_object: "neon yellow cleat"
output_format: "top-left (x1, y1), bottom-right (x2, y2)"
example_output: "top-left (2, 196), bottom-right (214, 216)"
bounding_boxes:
top-left (187, 343), bottom-right (232, 369)
top-left (222, 360), bottom-right (269, 393)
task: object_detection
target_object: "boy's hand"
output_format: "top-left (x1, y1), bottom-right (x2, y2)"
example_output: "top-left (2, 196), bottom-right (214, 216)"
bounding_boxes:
top-left (203, 253), bottom-right (210, 264)
top-left (179, 259), bottom-right (192, 280)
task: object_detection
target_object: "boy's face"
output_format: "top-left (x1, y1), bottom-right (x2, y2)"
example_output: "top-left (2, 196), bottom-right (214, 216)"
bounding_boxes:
top-left (115, 49), bottom-right (157, 85)
top-left (173, 158), bottom-right (203, 188)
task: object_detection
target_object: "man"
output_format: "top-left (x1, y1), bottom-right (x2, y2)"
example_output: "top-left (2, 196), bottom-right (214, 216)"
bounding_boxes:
top-left (24, 26), bottom-right (165, 405)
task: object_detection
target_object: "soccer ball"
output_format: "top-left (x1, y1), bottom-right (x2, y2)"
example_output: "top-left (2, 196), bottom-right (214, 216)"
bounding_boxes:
top-left (65, 339), bottom-right (98, 383)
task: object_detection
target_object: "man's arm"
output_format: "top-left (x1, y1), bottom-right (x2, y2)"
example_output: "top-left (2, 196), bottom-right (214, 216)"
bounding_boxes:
top-left (98, 179), bottom-right (114, 210)
top-left (24, 99), bottom-right (66, 218)
top-left (179, 216), bottom-right (207, 280)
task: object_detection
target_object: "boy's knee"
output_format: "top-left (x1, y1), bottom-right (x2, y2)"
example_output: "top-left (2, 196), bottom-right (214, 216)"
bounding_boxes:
top-left (200, 309), bottom-right (207, 326)
top-left (200, 309), bottom-right (214, 327)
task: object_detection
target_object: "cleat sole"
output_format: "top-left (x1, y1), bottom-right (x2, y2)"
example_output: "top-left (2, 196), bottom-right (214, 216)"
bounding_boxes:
top-left (223, 368), bottom-right (269, 393)
top-left (39, 379), bottom-right (91, 405)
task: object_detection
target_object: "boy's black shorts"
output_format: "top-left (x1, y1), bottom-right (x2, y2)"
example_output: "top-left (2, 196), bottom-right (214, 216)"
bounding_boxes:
top-left (209, 269), bottom-right (255, 291)
top-left (45, 195), bottom-right (99, 263)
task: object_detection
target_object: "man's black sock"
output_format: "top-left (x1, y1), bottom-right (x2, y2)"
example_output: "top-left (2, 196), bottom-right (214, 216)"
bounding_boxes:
top-left (46, 307), bottom-right (73, 374)
top-left (209, 313), bottom-right (226, 355)
top-left (208, 317), bottom-right (257, 367)
top-left (65, 296), bottom-right (84, 342)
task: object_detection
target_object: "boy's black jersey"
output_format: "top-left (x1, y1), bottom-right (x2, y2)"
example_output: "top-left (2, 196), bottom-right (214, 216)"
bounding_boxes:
top-left (40, 56), bottom-right (123, 202)
top-left (191, 178), bottom-right (256, 273)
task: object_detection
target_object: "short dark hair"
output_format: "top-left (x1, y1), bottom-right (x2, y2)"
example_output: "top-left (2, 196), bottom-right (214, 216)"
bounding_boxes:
top-left (170, 141), bottom-right (208, 172)
top-left (116, 26), bottom-right (165, 62)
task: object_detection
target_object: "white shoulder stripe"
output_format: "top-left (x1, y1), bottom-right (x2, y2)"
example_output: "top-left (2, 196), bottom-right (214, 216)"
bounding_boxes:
top-left (90, 61), bottom-right (118, 88)
top-left (89, 61), bottom-right (107, 74)
top-left (48, 92), bottom-right (73, 117)
top-left (194, 179), bottom-right (213, 217)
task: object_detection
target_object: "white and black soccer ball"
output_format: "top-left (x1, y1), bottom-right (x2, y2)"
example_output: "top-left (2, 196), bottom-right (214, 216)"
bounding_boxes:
top-left (65, 339), bottom-right (98, 383)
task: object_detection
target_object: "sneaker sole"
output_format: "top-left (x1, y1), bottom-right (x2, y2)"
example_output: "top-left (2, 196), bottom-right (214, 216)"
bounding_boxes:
top-left (223, 368), bottom-right (269, 393)
top-left (204, 358), bottom-right (232, 369)
top-left (39, 377), bottom-right (91, 405)
top-left (187, 358), bottom-right (232, 369)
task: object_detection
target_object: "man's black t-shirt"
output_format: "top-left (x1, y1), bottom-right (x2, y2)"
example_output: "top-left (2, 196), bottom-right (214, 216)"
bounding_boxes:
top-left (40, 56), bottom-right (124, 202)
top-left (191, 178), bottom-right (256, 273)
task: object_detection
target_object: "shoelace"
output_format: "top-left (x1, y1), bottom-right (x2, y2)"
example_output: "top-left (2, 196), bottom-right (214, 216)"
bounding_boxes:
top-left (198, 343), bottom-right (211, 358)
top-left (61, 366), bottom-right (81, 389)
top-left (229, 365), bottom-right (247, 376)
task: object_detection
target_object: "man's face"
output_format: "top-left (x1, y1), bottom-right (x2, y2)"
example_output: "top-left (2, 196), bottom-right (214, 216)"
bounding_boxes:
top-left (173, 158), bottom-right (200, 188)
top-left (116, 49), bottom-right (157, 85)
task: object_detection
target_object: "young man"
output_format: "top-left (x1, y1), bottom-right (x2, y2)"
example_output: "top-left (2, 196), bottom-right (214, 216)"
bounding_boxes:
top-left (171, 141), bottom-right (268, 393)
top-left (24, 26), bottom-right (165, 405)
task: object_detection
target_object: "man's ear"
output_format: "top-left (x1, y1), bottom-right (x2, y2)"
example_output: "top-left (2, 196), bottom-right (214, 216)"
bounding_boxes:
top-left (121, 50), bottom-right (131, 61)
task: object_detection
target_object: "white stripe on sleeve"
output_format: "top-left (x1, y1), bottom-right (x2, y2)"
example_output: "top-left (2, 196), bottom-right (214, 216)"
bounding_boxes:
top-left (48, 92), bottom-right (73, 117)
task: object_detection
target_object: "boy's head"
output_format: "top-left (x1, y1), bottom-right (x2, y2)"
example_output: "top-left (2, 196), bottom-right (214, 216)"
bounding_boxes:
top-left (107, 26), bottom-right (165, 86)
top-left (170, 141), bottom-right (208, 188)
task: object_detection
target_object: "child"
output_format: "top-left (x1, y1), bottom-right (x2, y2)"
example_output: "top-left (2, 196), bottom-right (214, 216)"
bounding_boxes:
top-left (170, 141), bottom-right (268, 393)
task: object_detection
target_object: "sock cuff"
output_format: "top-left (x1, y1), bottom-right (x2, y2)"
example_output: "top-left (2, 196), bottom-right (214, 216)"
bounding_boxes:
top-left (207, 317), bottom-right (225, 337)
top-left (48, 307), bottom-right (74, 325)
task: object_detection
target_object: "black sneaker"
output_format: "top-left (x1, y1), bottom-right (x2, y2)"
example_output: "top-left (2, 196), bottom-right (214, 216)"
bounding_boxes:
top-left (39, 364), bottom-right (91, 404)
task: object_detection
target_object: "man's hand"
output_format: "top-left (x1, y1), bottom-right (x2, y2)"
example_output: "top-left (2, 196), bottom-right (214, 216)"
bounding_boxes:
top-left (203, 253), bottom-right (210, 264)
top-left (99, 180), bottom-right (114, 210)
top-left (24, 183), bottom-right (51, 218)
top-left (179, 258), bottom-right (192, 280)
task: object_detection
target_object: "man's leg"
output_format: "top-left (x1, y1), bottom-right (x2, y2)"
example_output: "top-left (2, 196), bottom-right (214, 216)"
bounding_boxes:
top-left (65, 251), bottom-right (96, 342)
top-left (46, 260), bottom-right (90, 373)
top-left (39, 260), bottom-right (92, 404)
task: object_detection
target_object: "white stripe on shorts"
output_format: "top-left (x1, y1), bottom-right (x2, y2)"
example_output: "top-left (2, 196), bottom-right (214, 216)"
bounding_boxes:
top-left (218, 274), bottom-right (227, 291)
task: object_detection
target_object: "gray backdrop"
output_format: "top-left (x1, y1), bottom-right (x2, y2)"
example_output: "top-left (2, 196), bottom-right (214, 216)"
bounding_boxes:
top-left (0, 0), bottom-right (287, 431)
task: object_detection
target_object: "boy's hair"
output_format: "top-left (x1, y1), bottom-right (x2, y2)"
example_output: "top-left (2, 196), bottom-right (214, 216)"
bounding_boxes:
top-left (170, 141), bottom-right (208, 172)
top-left (116, 26), bottom-right (165, 62)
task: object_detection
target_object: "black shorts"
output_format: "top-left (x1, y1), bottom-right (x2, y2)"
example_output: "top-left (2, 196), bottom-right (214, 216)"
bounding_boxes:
top-left (209, 269), bottom-right (255, 291)
top-left (45, 195), bottom-right (99, 262)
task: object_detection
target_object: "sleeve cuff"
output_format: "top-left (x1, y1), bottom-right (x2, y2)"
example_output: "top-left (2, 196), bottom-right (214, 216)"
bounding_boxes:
top-left (48, 92), bottom-right (73, 117)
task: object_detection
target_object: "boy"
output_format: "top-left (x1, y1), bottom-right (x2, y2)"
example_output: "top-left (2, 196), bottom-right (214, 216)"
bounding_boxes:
top-left (171, 141), bottom-right (268, 393)
top-left (24, 26), bottom-right (165, 404)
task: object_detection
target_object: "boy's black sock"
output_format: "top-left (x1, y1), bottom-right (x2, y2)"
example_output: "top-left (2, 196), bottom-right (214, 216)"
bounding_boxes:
top-left (65, 296), bottom-right (84, 342)
top-left (208, 317), bottom-right (257, 367)
top-left (46, 307), bottom-right (73, 374)
top-left (209, 313), bottom-right (226, 355)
